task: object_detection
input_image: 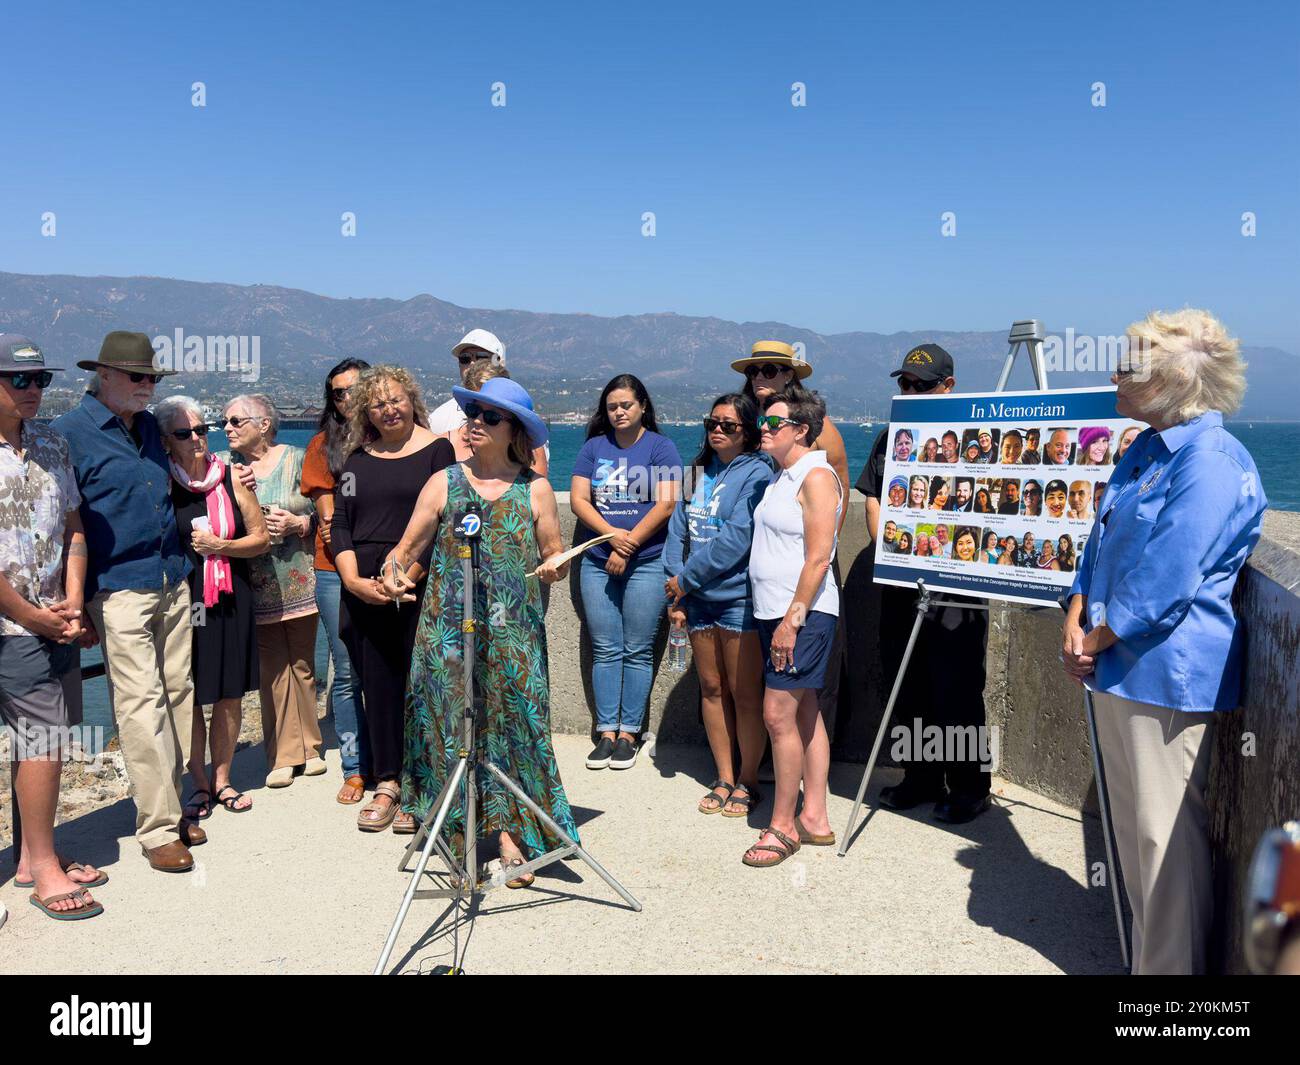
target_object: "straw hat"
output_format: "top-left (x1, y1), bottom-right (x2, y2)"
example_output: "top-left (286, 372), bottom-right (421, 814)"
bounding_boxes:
top-left (729, 340), bottom-right (812, 380)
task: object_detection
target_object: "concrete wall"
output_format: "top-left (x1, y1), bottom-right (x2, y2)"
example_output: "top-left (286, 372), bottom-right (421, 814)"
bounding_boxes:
top-left (547, 492), bottom-right (1300, 973)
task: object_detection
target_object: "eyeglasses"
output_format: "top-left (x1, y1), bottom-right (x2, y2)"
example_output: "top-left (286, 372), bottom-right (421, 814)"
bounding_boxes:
top-left (463, 401), bottom-right (513, 427)
top-left (746, 363), bottom-right (792, 380)
top-left (170, 424), bottom-right (212, 440)
top-left (457, 352), bottom-right (492, 366)
top-left (116, 368), bottom-right (163, 384)
top-left (2, 371), bottom-right (54, 390)
top-left (756, 415), bottom-right (797, 433)
top-left (898, 376), bottom-right (939, 393)
top-left (704, 417), bottom-right (742, 434)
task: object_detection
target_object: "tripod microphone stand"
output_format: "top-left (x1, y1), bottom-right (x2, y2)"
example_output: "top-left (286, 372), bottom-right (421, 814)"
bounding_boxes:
top-left (374, 507), bottom-right (642, 975)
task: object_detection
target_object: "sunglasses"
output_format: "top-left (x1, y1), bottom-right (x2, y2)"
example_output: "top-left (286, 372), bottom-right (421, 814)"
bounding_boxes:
top-left (746, 363), bottom-right (792, 380)
top-left (704, 417), bottom-right (742, 434)
top-left (170, 424), bottom-right (213, 441)
top-left (897, 376), bottom-right (939, 393)
top-left (756, 415), bottom-right (797, 432)
top-left (457, 352), bottom-right (492, 366)
top-left (116, 368), bottom-right (163, 384)
top-left (330, 386), bottom-right (353, 401)
top-left (463, 401), bottom-right (514, 427)
top-left (223, 414), bottom-right (260, 429)
top-left (2, 370), bottom-right (54, 390)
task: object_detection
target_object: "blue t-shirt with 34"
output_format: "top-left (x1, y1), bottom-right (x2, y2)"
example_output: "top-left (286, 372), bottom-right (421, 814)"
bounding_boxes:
top-left (572, 430), bottom-right (683, 561)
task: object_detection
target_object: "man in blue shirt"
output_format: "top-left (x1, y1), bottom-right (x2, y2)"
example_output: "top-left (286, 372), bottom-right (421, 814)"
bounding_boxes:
top-left (54, 331), bottom-right (203, 873)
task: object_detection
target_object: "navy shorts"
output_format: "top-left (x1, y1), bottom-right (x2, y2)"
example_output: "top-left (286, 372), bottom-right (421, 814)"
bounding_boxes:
top-left (756, 610), bottom-right (838, 691)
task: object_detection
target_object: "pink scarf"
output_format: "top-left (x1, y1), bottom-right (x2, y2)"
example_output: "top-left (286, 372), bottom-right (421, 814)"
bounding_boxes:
top-left (169, 455), bottom-right (236, 607)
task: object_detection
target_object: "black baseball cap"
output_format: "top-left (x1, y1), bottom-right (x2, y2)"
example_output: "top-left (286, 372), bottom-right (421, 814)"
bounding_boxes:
top-left (890, 343), bottom-right (954, 383)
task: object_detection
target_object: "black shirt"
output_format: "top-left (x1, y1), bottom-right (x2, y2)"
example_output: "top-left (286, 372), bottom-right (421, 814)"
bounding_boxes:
top-left (857, 428), bottom-right (889, 500)
top-left (331, 438), bottom-right (455, 576)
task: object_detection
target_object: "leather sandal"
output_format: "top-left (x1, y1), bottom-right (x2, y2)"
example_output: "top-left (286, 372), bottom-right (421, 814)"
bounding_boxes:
top-left (698, 779), bottom-right (734, 814)
top-left (741, 825), bottom-right (800, 868)
top-left (336, 775), bottom-right (366, 805)
top-left (795, 815), bottom-right (835, 846)
top-left (721, 783), bottom-right (761, 818)
top-left (357, 782), bottom-right (400, 832)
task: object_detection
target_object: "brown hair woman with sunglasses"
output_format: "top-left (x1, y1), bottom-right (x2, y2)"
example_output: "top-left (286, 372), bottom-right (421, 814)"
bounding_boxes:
top-left (663, 392), bottom-right (772, 819)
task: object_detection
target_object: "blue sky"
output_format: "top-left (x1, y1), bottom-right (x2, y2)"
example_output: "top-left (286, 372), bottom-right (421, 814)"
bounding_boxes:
top-left (3, 1), bottom-right (1297, 349)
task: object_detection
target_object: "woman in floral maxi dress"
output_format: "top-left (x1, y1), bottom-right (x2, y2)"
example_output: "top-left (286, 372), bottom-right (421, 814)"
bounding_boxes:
top-left (382, 378), bottom-right (575, 885)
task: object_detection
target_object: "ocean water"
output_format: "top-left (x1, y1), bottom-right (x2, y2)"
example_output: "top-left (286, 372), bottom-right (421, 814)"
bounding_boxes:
top-left (74, 419), bottom-right (1297, 741)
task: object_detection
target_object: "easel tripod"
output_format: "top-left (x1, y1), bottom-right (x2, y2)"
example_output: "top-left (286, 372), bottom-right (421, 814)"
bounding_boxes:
top-left (373, 509), bottom-right (642, 976)
top-left (836, 318), bottom-right (1131, 970)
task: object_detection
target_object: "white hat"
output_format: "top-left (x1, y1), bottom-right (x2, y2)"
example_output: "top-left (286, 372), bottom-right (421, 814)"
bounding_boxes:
top-left (452, 328), bottom-right (506, 366)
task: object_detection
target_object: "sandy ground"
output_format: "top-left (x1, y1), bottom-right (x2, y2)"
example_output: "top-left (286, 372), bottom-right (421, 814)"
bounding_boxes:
top-left (0, 736), bottom-right (1121, 975)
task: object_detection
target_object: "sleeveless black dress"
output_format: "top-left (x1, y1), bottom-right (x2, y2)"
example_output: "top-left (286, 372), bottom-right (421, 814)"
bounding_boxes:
top-left (172, 466), bottom-right (259, 705)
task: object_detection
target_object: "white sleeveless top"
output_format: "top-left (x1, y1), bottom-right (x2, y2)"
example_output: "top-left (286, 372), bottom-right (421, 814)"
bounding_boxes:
top-left (749, 451), bottom-right (842, 620)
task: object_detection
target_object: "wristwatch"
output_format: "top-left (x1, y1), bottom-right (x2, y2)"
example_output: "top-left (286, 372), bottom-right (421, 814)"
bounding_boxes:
top-left (1244, 821), bottom-right (1300, 974)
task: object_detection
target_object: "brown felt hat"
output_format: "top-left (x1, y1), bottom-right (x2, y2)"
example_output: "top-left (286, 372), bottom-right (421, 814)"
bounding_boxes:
top-left (76, 330), bottom-right (176, 375)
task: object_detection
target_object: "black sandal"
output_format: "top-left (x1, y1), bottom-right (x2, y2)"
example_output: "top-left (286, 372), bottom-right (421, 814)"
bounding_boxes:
top-left (721, 783), bottom-right (760, 818)
top-left (214, 784), bottom-right (251, 813)
top-left (182, 788), bottom-right (213, 820)
top-left (698, 779), bottom-right (735, 815)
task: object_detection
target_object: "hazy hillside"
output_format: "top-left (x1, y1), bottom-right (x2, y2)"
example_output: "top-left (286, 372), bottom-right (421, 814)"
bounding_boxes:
top-left (1, 271), bottom-right (1294, 420)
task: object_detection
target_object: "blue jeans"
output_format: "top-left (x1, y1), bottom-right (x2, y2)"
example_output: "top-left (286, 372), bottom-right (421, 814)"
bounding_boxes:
top-left (315, 568), bottom-right (369, 779)
top-left (580, 553), bottom-right (666, 734)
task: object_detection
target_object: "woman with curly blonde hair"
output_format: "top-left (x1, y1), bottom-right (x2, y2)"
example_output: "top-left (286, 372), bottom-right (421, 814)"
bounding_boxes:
top-left (331, 366), bottom-right (455, 832)
top-left (1062, 309), bottom-right (1267, 974)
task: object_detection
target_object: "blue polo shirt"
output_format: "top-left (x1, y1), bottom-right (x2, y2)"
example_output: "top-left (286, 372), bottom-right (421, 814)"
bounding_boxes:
top-left (53, 393), bottom-right (190, 601)
top-left (1071, 411), bottom-right (1267, 711)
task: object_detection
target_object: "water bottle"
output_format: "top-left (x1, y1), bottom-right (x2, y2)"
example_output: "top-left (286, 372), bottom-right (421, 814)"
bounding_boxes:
top-left (667, 623), bottom-right (689, 672)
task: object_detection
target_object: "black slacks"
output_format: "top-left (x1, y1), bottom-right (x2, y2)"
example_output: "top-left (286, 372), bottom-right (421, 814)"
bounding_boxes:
top-left (878, 584), bottom-right (990, 799)
top-left (340, 582), bottom-right (425, 784)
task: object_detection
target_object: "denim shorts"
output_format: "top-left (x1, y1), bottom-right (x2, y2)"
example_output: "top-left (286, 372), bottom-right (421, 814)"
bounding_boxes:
top-left (685, 597), bottom-right (756, 634)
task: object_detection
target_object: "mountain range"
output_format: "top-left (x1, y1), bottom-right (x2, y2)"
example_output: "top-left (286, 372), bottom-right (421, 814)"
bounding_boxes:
top-left (2, 271), bottom-right (1294, 420)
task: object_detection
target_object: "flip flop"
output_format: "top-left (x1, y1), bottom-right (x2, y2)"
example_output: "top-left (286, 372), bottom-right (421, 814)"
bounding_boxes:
top-left (182, 788), bottom-right (213, 820)
top-left (29, 888), bottom-right (104, 921)
top-left (15, 860), bottom-right (109, 890)
top-left (795, 815), bottom-right (835, 846)
top-left (698, 779), bottom-right (734, 814)
top-left (357, 782), bottom-right (400, 832)
top-left (214, 784), bottom-right (252, 813)
top-left (741, 826), bottom-right (800, 868)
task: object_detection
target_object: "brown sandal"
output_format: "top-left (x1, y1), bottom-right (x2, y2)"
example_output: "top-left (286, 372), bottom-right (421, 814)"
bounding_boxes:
top-left (357, 782), bottom-right (400, 831)
top-left (741, 825), bottom-right (800, 868)
top-left (337, 775), bottom-right (366, 805)
top-left (795, 815), bottom-right (835, 846)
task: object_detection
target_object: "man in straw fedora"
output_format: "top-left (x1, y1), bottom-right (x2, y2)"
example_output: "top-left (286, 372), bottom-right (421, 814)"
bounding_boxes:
top-left (54, 331), bottom-right (206, 873)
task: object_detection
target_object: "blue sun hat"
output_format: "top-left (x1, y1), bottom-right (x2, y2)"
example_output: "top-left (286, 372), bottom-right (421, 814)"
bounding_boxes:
top-left (452, 376), bottom-right (548, 447)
